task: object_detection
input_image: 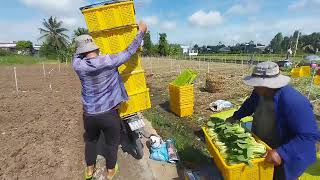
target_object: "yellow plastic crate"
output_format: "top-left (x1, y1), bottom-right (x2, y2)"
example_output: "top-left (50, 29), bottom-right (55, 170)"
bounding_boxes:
top-left (202, 127), bottom-right (274, 180)
top-left (119, 88), bottom-right (151, 117)
top-left (118, 53), bottom-right (143, 74)
top-left (300, 66), bottom-right (311, 77)
top-left (291, 68), bottom-right (301, 78)
top-left (211, 109), bottom-right (253, 123)
top-left (170, 104), bottom-right (194, 117)
top-left (169, 84), bottom-right (194, 103)
top-left (299, 153), bottom-right (320, 180)
top-left (314, 75), bottom-right (320, 86)
top-left (92, 25), bottom-right (139, 54)
top-left (120, 70), bottom-right (147, 93)
top-left (81, 1), bottom-right (136, 33)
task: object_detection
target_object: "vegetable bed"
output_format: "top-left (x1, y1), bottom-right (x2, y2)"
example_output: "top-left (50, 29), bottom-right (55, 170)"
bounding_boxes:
top-left (203, 118), bottom-right (274, 180)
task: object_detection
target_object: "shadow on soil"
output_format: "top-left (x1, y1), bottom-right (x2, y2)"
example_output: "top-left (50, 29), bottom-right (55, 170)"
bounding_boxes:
top-left (159, 101), bottom-right (171, 113)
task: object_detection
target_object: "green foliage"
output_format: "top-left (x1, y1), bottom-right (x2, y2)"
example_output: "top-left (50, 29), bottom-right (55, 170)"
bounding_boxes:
top-left (73, 27), bottom-right (89, 40)
top-left (168, 44), bottom-right (183, 56)
top-left (57, 43), bottom-right (75, 62)
top-left (158, 33), bottom-right (169, 56)
top-left (0, 55), bottom-right (44, 65)
top-left (143, 31), bottom-right (153, 56)
top-left (281, 36), bottom-right (292, 51)
top-left (0, 49), bottom-right (13, 56)
top-left (39, 43), bottom-right (57, 59)
top-left (16, 41), bottom-right (33, 50)
top-left (270, 32), bottom-right (283, 53)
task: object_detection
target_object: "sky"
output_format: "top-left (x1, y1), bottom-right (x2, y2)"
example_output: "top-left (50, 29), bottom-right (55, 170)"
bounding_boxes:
top-left (0, 0), bottom-right (319, 46)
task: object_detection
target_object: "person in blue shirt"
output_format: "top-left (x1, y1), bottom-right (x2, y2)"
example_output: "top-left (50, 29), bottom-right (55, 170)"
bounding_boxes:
top-left (227, 61), bottom-right (320, 180)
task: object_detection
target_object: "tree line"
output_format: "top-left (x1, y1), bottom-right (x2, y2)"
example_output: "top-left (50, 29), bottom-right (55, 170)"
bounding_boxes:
top-left (12, 16), bottom-right (320, 61)
top-left (270, 31), bottom-right (320, 54)
top-left (142, 32), bottom-right (182, 57)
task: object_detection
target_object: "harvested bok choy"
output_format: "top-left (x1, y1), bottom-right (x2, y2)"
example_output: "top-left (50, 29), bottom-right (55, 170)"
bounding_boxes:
top-left (206, 118), bottom-right (266, 166)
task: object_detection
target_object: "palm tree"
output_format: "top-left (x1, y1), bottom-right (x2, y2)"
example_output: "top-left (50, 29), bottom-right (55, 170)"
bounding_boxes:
top-left (39, 16), bottom-right (69, 51)
top-left (73, 27), bottom-right (89, 37)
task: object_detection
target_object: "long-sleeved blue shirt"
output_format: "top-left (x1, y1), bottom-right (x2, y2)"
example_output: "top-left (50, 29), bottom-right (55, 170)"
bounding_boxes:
top-left (234, 85), bottom-right (320, 180)
top-left (73, 31), bottom-right (144, 115)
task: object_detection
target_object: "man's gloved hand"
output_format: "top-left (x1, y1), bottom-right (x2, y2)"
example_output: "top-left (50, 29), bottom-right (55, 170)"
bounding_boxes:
top-left (225, 116), bottom-right (238, 124)
top-left (265, 149), bottom-right (282, 166)
top-left (138, 21), bottom-right (148, 33)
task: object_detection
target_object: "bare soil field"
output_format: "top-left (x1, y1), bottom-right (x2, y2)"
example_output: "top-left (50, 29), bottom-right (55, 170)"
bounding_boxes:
top-left (0, 65), bottom-right (83, 179)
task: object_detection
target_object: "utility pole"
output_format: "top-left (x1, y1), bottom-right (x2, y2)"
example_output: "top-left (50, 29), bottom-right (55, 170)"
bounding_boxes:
top-left (293, 30), bottom-right (300, 57)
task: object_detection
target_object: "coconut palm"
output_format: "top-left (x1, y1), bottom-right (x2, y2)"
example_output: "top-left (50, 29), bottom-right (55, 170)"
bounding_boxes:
top-left (39, 16), bottom-right (69, 51)
top-left (73, 27), bottom-right (89, 37)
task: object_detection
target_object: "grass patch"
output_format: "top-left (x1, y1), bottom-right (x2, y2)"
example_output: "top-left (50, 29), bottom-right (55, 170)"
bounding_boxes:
top-left (0, 55), bottom-right (56, 65)
top-left (143, 109), bottom-right (211, 166)
top-left (290, 76), bottom-right (320, 101)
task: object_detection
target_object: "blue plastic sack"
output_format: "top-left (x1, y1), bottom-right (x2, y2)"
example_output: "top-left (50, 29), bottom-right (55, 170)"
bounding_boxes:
top-left (149, 143), bottom-right (169, 162)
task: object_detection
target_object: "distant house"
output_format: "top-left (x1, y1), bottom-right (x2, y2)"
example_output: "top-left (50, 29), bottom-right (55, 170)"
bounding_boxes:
top-left (0, 41), bottom-right (41, 55)
top-left (180, 45), bottom-right (190, 54)
top-left (180, 45), bottom-right (198, 56)
top-left (0, 42), bottom-right (17, 52)
top-left (219, 47), bottom-right (231, 52)
top-left (254, 44), bottom-right (266, 52)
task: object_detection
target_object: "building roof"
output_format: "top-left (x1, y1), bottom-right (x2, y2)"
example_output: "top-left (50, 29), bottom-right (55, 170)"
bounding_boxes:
top-left (0, 43), bottom-right (16, 48)
top-left (0, 42), bottom-right (41, 50)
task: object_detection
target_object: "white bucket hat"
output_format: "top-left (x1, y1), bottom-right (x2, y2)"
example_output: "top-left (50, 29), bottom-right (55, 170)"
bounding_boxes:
top-left (243, 61), bottom-right (291, 89)
top-left (75, 34), bottom-right (99, 54)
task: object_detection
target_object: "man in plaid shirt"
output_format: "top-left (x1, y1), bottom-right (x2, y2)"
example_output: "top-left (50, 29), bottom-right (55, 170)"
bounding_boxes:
top-left (73, 21), bottom-right (147, 180)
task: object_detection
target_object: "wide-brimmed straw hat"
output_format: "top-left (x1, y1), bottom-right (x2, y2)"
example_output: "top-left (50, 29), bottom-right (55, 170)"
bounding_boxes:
top-left (243, 61), bottom-right (290, 89)
top-left (75, 34), bottom-right (99, 54)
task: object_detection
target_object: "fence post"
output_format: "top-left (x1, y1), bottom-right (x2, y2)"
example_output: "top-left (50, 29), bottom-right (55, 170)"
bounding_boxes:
top-left (150, 57), bottom-right (153, 74)
top-left (241, 58), bottom-right (244, 76)
top-left (14, 67), bottom-right (19, 92)
top-left (170, 57), bottom-right (173, 73)
top-left (42, 62), bottom-right (46, 78)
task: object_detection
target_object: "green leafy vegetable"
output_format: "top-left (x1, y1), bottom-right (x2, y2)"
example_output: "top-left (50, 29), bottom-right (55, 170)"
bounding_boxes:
top-left (171, 69), bottom-right (198, 86)
top-left (206, 119), bottom-right (266, 166)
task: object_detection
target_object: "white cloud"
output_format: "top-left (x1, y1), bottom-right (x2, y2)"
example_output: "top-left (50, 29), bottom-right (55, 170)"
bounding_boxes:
top-left (288, 0), bottom-right (320, 11)
top-left (226, 0), bottom-right (260, 14)
top-left (20, 0), bottom-right (85, 14)
top-left (143, 16), bottom-right (158, 26)
top-left (20, 0), bottom-right (86, 34)
top-left (288, 0), bottom-right (308, 11)
top-left (161, 21), bottom-right (176, 30)
top-left (188, 10), bottom-right (223, 27)
top-left (168, 16), bottom-right (320, 46)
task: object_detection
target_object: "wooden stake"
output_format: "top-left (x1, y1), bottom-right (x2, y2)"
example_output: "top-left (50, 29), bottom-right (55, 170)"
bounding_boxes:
top-left (14, 67), bottom-right (18, 92)
top-left (42, 62), bottom-right (46, 77)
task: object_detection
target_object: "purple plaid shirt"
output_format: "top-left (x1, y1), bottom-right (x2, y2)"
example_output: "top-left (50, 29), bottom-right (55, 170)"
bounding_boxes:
top-left (73, 31), bottom-right (144, 115)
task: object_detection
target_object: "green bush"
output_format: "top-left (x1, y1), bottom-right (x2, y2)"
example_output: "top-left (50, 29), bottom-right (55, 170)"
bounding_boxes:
top-left (0, 49), bottom-right (13, 56)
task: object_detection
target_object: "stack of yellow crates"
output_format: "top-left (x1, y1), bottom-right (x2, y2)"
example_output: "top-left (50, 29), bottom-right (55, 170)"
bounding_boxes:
top-left (169, 83), bottom-right (194, 117)
top-left (290, 66), bottom-right (311, 78)
top-left (80, 0), bottom-right (151, 117)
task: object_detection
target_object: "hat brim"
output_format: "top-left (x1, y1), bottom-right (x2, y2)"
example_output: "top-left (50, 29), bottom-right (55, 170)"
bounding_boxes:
top-left (76, 43), bottom-right (99, 54)
top-left (243, 74), bottom-right (291, 89)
